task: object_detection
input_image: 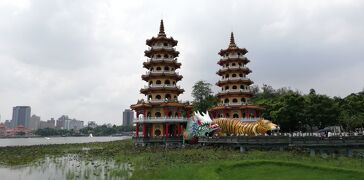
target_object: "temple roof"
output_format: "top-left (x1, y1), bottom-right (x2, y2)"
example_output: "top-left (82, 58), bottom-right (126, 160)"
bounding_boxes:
top-left (219, 32), bottom-right (248, 56)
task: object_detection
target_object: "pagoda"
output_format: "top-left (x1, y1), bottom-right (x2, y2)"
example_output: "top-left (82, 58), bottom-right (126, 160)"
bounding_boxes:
top-left (130, 20), bottom-right (193, 144)
top-left (209, 32), bottom-right (264, 120)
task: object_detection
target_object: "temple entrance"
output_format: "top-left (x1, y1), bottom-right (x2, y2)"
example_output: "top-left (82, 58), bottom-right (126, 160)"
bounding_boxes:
top-left (233, 114), bottom-right (239, 118)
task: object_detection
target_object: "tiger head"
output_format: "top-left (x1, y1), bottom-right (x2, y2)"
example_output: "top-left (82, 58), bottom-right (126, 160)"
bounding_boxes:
top-left (257, 119), bottom-right (279, 132)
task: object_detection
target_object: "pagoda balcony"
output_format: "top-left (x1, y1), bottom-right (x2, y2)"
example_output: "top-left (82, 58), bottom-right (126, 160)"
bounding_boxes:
top-left (144, 84), bottom-right (181, 88)
top-left (147, 99), bottom-right (185, 103)
top-left (217, 89), bottom-right (253, 96)
top-left (147, 57), bottom-right (177, 62)
top-left (221, 55), bottom-right (247, 60)
top-left (145, 70), bottom-right (180, 75)
top-left (133, 117), bottom-right (189, 123)
top-left (217, 66), bottom-right (251, 75)
top-left (149, 46), bottom-right (176, 50)
top-left (222, 88), bottom-right (252, 93)
top-left (217, 77), bottom-right (252, 85)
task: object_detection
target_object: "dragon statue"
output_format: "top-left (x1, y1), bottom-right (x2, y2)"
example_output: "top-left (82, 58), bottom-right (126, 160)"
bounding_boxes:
top-left (183, 111), bottom-right (279, 143)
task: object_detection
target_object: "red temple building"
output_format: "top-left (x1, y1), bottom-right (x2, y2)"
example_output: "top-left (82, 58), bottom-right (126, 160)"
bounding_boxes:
top-left (130, 20), bottom-right (193, 145)
top-left (209, 32), bottom-right (264, 120)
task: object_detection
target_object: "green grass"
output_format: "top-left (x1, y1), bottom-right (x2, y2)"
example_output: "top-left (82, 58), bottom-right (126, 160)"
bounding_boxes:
top-left (1, 140), bottom-right (364, 179)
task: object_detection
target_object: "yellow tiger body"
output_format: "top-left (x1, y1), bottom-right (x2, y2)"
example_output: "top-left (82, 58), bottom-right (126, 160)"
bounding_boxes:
top-left (213, 118), bottom-right (279, 136)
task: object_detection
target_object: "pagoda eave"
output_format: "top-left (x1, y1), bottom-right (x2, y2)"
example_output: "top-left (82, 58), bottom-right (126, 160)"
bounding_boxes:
top-left (144, 49), bottom-right (179, 58)
top-left (140, 88), bottom-right (185, 95)
top-left (208, 104), bottom-right (264, 111)
top-left (218, 48), bottom-right (248, 56)
top-left (217, 58), bottom-right (250, 65)
top-left (143, 60), bottom-right (181, 69)
top-left (146, 37), bottom-right (178, 46)
top-left (216, 79), bottom-right (254, 86)
top-left (216, 68), bottom-right (251, 75)
top-left (217, 91), bottom-right (254, 97)
top-left (141, 74), bottom-right (183, 81)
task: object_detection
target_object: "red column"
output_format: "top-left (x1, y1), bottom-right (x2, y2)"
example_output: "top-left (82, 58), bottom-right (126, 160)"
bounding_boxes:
top-left (136, 123), bottom-right (139, 137)
top-left (224, 110), bottom-right (227, 118)
top-left (143, 123), bottom-right (146, 137)
top-left (245, 110), bottom-right (249, 118)
top-left (254, 111), bottom-right (257, 118)
top-left (151, 124), bottom-right (154, 137)
top-left (165, 122), bottom-right (169, 137)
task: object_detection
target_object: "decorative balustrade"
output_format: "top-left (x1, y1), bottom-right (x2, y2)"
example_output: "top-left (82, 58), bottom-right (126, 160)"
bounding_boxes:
top-left (221, 55), bottom-right (247, 60)
top-left (145, 71), bottom-right (180, 75)
top-left (144, 84), bottom-right (181, 89)
top-left (133, 117), bottom-right (189, 123)
top-left (219, 89), bottom-right (252, 93)
top-left (220, 66), bottom-right (248, 71)
top-left (148, 46), bottom-right (176, 50)
top-left (219, 77), bottom-right (250, 81)
top-left (146, 58), bottom-right (177, 62)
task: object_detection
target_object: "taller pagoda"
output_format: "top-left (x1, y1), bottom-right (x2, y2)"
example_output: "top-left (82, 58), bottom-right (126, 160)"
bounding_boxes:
top-left (209, 32), bottom-right (264, 120)
top-left (131, 20), bottom-right (193, 143)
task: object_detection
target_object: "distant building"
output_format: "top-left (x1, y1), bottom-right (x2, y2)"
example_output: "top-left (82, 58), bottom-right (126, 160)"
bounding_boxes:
top-left (39, 118), bottom-right (55, 129)
top-left (12, 106), bottom-right (31, 128)
top-left (29, 114), bottom-right (40, 130)
top-left (4, 120), bottom-right (11, 128)
top-left (56, 115), bottom-right (84, 130)
top-left (123, 109), bottom-right (134, 126)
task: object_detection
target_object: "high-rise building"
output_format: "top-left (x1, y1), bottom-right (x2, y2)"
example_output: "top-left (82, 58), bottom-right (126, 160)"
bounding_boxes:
top-left (29, 114), bottom-right (41, 130)
top-left (209, 33), bottom-right (263, 120)
top-left (122, 109), bottom-right (134, 126)
top-left (56, 115), bottom-right (84, 130)
top-left (130, 20), bottom-right (193, 141)
top-left (12, 106), bottom-right (31, 128)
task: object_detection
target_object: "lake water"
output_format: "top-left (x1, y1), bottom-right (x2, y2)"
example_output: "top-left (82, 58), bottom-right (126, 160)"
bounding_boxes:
top-left (0, 154), bottom-right (133, 180)
top-left (0, 136), bottom-right (131, 147)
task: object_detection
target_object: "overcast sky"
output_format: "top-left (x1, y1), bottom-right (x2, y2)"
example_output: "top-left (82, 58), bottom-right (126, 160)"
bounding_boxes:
top-left (0, 0), bottom-right (363, 125)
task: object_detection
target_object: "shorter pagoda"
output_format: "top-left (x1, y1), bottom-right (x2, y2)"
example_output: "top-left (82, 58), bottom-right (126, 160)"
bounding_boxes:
top-left (209, 33), bottom-right (264, 120)
top-left (130, 20), bottom-right (193, 145)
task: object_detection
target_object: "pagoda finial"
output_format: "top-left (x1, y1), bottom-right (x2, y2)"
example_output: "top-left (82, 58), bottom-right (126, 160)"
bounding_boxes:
top-left (229, 32), bottom-right (236, 48)
top-left (158, 19), bottom-right (166, 37)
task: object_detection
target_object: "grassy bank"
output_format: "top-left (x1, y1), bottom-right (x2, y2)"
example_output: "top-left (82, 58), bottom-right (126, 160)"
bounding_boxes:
top-left (1, 140), bottom-right (364, 179)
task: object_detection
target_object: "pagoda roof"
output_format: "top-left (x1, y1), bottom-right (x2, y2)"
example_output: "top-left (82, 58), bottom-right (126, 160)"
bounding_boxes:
top-left (216, 66), bottom-right (251, 75)
top-left (144, 48), bottom-right (180, 58)
top-left (146, 20), bottom-right (178, 46)
top-left (218, 32), bottom-right (248, 56)
top-left (143, 59), bottom-right (181, 69)
top-left (209, 104), bottom-right (264, 111)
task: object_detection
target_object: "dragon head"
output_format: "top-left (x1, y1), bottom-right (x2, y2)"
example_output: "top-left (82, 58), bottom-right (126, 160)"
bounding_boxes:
top-left (183, 111), bottom-right (220, 143)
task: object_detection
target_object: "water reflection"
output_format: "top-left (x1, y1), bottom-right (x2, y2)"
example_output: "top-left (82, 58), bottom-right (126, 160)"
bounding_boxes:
top-left (0, 154), bottom-right (133, 180)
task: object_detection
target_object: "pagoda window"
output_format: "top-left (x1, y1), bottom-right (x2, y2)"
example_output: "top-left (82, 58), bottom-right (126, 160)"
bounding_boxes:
top-left (164, 54), bottom-right (168, 58)
top-left (238, 63), bottom-right (242, 66)
top-left (173, 81), bottom-right (176, 85)
top-left (147, 112), bottom-right (151, 117)
top-left (232, 85), bottom-right (237, 89)
top-left (171, 68), bottom-right (175, 71)
top-left (175, 112), bottom-right (178, 117)
top-left (149, 81), bottom-right (153, 85)
top-left (156, 67), bottom-right (162, 71)
top-left (173, 95), bottom-right (177, 100)
top-left (155, 112), bottom-right (162, 117)
top-left (156, 80), bottom-right (162, 84)
top-left (232, 63), bottom-right (236, 66)
top-left (232, 74), bottom-right (237, 77)
top-left (241, 98), bottom-right (246, 103)
top-left (148, 95), bottom-right (152, 100)
top-left (224, 99), bottom-right (229, 103)
top-left (164, 66), bottom-right (170, 71)
top-left (226, 113), bottom-right (230, 118)
top-left (240, 85), bottom-right (244, 89)
top-left (156, 95), bottom-right (161, 100)
top-left (163, 43), bottom-right (168, 46)
top-left (165, 94), bottom-right (171, 100)
top-left (233, 114), bottom-right (239, 118)
top-left (168, 112), bottom-right (173, 117)
top-left (150, 67), bottom-right (154, 71)
top-left (156, 54), bottom-right (161, 58)
top-left (239, 74), bottom-right (243, 77)
top-left (165, 80), bottom-right (170, 85)
top-left (233, 98), bottom-right (238, 103)
top-left (225, 86), bottom-right (229, 90)
top-left (225, 74), bottom-right (229, 78)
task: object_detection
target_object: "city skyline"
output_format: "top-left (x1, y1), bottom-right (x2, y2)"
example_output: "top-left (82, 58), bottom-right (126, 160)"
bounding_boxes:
top-left (0, 0), bottom-right (363, 124)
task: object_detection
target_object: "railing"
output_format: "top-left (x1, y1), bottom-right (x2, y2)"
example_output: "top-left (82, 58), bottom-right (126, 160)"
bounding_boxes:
top-left (147, 99), bottom-right (184, 103)
top-left (219, 77), bottom-right (250, 81)
top-left (220, 66), bottom-right (248, 71)
top-left (219, 89), bottom-right (252, 93)
top-left (144, 85), bottom-right (181, 88)
top-left (145, 71), bottom-right (180, 75)
top-left (146, 58), bottom-right (177, 62)
top-left (133, 117), bottom-right (189, 123)
top-left (221, 55), bottom-right (247, 60)
top-left (149, 46), bottom-right (176, 50)
top-left (241, 117), bottom-right (261, 122)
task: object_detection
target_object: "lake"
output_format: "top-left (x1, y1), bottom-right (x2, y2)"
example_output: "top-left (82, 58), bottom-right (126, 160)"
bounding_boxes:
top-left (0, 136), bottom-right (131, 147)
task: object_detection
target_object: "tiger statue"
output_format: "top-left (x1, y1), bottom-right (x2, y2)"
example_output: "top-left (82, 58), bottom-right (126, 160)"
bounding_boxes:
top-left (184, 111), bottom-right (279, 143)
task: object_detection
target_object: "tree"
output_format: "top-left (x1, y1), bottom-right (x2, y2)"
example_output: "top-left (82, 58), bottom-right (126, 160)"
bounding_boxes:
top-left (191, 81), bottom-right (217, 112)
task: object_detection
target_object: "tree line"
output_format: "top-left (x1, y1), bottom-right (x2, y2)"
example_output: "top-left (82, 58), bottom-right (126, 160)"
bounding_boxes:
top-left (34, 125), bottom-right (135, 137)
top-left (192, 81), bottom-right (364, 132)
